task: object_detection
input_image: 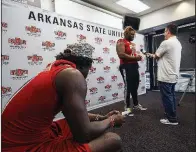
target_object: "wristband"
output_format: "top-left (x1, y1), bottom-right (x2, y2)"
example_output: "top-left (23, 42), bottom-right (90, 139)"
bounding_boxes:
top-left (110, 116), bottom-right (115, 127)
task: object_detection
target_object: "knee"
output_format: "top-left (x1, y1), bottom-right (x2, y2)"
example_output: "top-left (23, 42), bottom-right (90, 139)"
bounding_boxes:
top-left (104, 132), bottom-right (122, 150)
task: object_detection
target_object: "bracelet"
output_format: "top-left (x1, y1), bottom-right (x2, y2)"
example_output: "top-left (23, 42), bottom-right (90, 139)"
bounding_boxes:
top-left (95, 115), bottom-right (99, 121)
top-left (110, 116), bottom-right (115, 127)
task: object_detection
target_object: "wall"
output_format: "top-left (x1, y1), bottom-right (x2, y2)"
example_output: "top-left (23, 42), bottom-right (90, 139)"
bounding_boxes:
top-left (139, 0), bottom-right (195, 30)
top-left (28, 0), bottom-right (123, 29)
top-left (55, 0), bottom-right (123, 29)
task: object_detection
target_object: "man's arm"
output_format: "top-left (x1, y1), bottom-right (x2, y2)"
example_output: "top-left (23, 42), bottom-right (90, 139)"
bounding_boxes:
top-left (88, 113), bottom-right (107, 121)
top-left (147, 41), bottom-right (167, 59)
top-left (116, 40), bottom-right (141, 61)
top-left (55, 69), bottom-right (111, 143)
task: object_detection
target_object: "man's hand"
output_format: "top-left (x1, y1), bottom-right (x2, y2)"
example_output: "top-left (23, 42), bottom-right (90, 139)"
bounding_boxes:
top-left (112, 114), bottom-right (125, 127)
top-left (106, 110), bottom-right (120, 118)
top-left (135, 55), bottom-right (143, 61)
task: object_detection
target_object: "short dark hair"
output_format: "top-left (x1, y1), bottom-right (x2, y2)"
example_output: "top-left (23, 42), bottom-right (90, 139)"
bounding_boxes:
top-left (167, 24), bottom-right (178, 35)
top-left (56, 49), bottom-right (93, 68)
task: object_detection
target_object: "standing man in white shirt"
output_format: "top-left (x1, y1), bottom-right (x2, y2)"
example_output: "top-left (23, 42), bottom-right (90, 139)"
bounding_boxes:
top-left (147, 24), bottom-right (182, 125)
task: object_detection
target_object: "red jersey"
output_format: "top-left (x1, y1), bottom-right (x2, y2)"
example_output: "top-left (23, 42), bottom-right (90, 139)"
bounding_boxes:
top-left (117, 39), bottom-right (137, 64)
top-left (2, 60), bottom-right (91, 152)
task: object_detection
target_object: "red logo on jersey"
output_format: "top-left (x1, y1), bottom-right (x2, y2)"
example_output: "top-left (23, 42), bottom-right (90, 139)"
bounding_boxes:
top-left (111, 75), bottom-right (117, 82)
top-left (96, 57), bottom-right (103, 64)
top-left (10, 69), bottom-right (28, 80)
top-left (1, 55), bottom-right (9, 65)
top-left (42, 41), bottom-right (55, 51)
top-left (98, 96), bottom-right (106, 103)
top-left (110, 57), bottom-right (116, 63)
top-left (89, 87), bottom-right (98, 94)
top-left (27, 54), bottom-right (43, 65)
top-left (89, 66), bottom-right (96, 74)
top-left (95, 37), bottom-right (103, 44)
top-left (8, 38), bottom-right (26, 49)
top-left (77, 34), bottom-right (86, 43)
top-left (103, 47), bottom-right (110, 54)
top-left (104, 66), bottom-right (110, 73)
top-left (25, 26), bottom-right (41, 36)
top-left (112, 93), bottom-right (118, 99)
top-left (97, 77), bottom-right (105, 83)
top-left (1, 86), bottom-right (12, 95)
top-left (118, 83), bottom-right (124, 89)
top-left (54, 31), bottom-right (67, 40)
top-left (109, 40), bottom-right (116, 45)
top-left (105, 84), bottom-right (112, 92)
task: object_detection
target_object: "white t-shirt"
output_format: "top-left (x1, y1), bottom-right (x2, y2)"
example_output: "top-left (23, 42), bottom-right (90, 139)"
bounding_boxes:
top-left (155, 36), bottom-right (182, 83)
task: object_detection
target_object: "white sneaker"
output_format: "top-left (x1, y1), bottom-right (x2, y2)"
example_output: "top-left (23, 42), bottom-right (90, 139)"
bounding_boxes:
top-left (133, 104), bottom-right (147, 111)
top-left (160, 118), bottom-right (178, 125)
top-left (124, 108), bottom-right (134, 116)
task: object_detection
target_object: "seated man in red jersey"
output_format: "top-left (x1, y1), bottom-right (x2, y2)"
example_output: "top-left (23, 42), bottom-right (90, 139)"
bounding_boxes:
top-left (2, 43), bottom-right (125, 152)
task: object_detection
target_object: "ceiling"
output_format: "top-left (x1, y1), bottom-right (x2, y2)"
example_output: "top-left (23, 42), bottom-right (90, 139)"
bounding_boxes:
top-left (78, 0), bottom-right (184, 17)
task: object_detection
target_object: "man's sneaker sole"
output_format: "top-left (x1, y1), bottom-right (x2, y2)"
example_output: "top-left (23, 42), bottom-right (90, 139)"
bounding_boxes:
top-left (160, 119), bottom-right (178, 125)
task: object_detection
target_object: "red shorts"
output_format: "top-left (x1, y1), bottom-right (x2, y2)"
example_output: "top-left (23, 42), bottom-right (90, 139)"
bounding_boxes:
top-left (30, 119), bottom-right (91, 152)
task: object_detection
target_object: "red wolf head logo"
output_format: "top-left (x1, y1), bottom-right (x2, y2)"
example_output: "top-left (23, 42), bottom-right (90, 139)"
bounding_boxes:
top-left (1, 86), bottom-right (12, 94)
top-left (25, 26), bottom-right (41, 33)
top-left (42, 41), bottom-right (55, 48)
top-left (89, 87), bottom-right (98, 94)
top-left (95, 37), bottom-right (102, 44)
top-left (110, 57), bottom-right (116, 63)
top-left (105, 84), bottom-right (112, 90)
top-left (118, 83), bottom-right (124, 88)
top-left (27, 55), bottom-right (43, 62)
top-left (54, 31), bottom-right (66, 37)
top-left (103, 47), bottom-right (110, 53)
top-left (10, 69), bottom-right (28, 76)
top-left (1, 55), bottom-right (9, 61)
top-left (2, 22), bottom-right (8, 28)
top-left (98, 96), bottom-right (106, 102)
top-left (89, 66), bottom-right (96, 73)
top-left (8, 38), bottom-right (26, 45)
top-left (111, 75), bottom-right (117, 81)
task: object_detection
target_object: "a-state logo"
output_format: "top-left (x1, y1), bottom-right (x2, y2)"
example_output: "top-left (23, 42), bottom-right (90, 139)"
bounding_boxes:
top-left (77, 34), bottom-right (86, 43)
top-left (42, 41), bottom-right (55, 51)
top-left (2, 22), bottom-right (8, 32)
top-left (89, 66), bottom-right (96, 74)
top-left (103, 66), bottom-right (110, 73)
top-left (141, 72), bottom-right (145, 77)
top-left (54, 31), bottom-right (67, 40)
top-left (105, 84), bottom-right (112, 92)
top-left (95, 57), bottom-right (103, 64)
top-left (98, 96), bottom-right (106, 103)
top-left (111, 75), bottom-right (117, 82)
top-left (89, 87), bottom-right (98, 94)
top-left (8, 37), bottom-right (26, 49)
top-left (97, 77), bottom-right (104, 83)
top-left (10, 69), bottom-right (28, 80)
top-left (85, 100), bottom-right (91, 107)
top-left (27, 54), bottom-right (43, 65)
top-left (1, 86), bottom-right (12, 98)
top-left (95, 37), bottom-right (102, 44)
top-left (109, 40), bottom-right (116, 45)
top-left (141, 86), bottom-right (145, 91)
top-left (110, 57), bottom-right (116, 63)
top-left (112, 93), bottom-right (118, 100)
top-left (25, 26), bottom-right (41, 37)
top-left (103, 47), bottom-right (110, 54)
top-left (1, 55), bottom-right (9, 65)
top-left (118, 83), bottom-right (124, 89)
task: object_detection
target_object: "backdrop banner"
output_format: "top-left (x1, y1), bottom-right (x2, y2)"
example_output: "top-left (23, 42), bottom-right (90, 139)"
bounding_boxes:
top-left (1, 1), bottom-right (146, 118)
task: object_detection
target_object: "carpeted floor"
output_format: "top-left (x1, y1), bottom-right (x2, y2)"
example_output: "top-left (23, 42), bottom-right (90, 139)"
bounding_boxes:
top-left (90, 91), bottom-right (195, 152)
